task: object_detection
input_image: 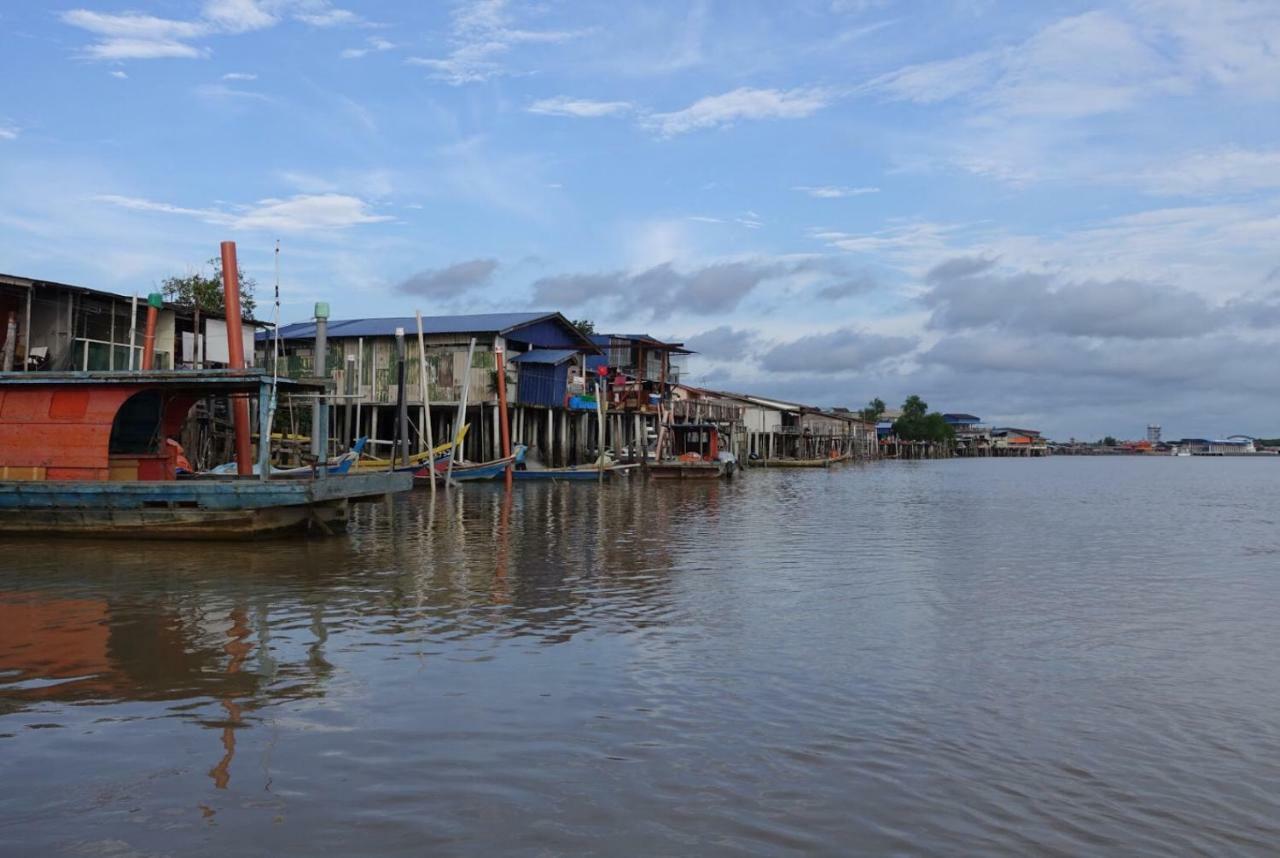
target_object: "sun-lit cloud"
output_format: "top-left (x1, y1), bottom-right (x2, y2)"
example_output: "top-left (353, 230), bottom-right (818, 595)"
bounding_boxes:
top-left (93, 192), bottom-right (392, 231)
top-left (341, 36), bottom-right (394, 59)
top-left (527, 96), bottom-right (632, 118)
top-left (407, 0), bottom-right (584, 85)
top-left (61, 0), bottom-right (363, 61)
top-left (645, 87), bottom-right (833, 136)
top-left (794, 185), bottom-right (880, 198)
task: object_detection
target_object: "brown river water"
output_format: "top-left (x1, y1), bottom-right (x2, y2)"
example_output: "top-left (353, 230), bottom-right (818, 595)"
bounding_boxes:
top-left (2, 457), bottom-right (1279, 856)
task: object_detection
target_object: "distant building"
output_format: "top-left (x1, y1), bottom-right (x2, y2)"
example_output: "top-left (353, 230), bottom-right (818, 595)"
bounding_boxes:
top-left (1147, 424), bottom-right (1162, 443)
top-left (991, 427), bottom-right (1048, 457)
top-left (943, 412), bottom-right (992, 456)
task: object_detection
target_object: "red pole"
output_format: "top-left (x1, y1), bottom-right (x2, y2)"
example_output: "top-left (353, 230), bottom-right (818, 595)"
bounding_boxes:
top-left (495, 347), bottom-right (512, 488)
top-left (220, 241), bottom-right (254, 476)
top-left (140, 293), bottom-right (162, 370)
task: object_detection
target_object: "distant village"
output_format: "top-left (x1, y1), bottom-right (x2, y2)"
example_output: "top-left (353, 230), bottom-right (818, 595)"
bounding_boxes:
top-left (5, 269), bottom-right (1269, 468)
top-left (1, 271), bottom-right (1068, 471)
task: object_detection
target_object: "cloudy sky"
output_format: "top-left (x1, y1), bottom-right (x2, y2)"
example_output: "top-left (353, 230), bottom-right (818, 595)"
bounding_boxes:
top-left (3, 0), bottom-right (1279, 439)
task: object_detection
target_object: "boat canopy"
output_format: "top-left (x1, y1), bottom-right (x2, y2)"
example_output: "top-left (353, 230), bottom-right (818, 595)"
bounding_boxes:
top-left (0, 369), bottom-right (321, 482)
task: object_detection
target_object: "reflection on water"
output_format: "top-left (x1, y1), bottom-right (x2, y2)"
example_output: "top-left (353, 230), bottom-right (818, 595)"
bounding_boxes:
top-left (2, 460), bottom-right (1280, 856)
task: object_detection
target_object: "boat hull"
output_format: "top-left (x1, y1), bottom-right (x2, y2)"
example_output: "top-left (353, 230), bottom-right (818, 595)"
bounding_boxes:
top-left (0, 471), bottom-right (411, 539)
top-left (648, 461), bottom-right (734, 480)
top-left (753, 455), bottom-right (850, 468)
top-left (512, 465), bottom-right (635, 482)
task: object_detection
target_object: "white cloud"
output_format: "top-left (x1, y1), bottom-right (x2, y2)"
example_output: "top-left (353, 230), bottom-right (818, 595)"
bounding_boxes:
top-left (869, 12), bottom-right (1171, 119)
top-left (1136, 0), bottom-right (1280, 99)
top-left (407, 0), bottom-right (583, 85)
top-left (341, 36), bottom-right (394, 59)
top-left (0, 127), bottom-right (19, 141)
top-left (235, 194), bottom-right (392, 230)
top-left (93, 192), bottom-right (392, 231)
top-left (62, 1), bottom-right (362, 61)
top-left (1138, 147), bottom-right (1280, 196)
top-left (222, 71), bottom-right (258, 80)
top-left (527, 96), bottom-right (632, 118)
top-left (110, 70), bottom-right (128, 79)
top-left (195, 83), bottom-right (271, 102)
top-left (645, 87), bottom-right (832, 136)
top-left (794, 185), bottom-right (880, 198)
top-left (867, 50), bottom-right (1000, 105)
top-left (202, 0), bottom-right (278, 33)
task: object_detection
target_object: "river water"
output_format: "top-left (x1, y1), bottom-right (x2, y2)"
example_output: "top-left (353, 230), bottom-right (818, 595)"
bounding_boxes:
top-left (2, 458), bottom-right (1279, 856)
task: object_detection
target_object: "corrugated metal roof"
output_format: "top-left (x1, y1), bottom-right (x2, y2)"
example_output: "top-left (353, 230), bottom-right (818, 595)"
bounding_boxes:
top-left (509, 349), bottom-right (578, 365)
top-left (593, 332), bottom-right (693, 354)
top-left (270, 312), bottom-right (560, 341)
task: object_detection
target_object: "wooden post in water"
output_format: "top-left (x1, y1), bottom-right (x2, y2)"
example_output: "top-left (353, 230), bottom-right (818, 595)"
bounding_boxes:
top-left (596, 377), bottom-right (607, 480)
top-left (494, 345), bottom-right (512, 489)
top-left (445, 337), bottom-right (476, 488)
top-left (344, 355), bottom-right (356, 451)
top-left (415, 312), bottom-right (435, 495)
top-left (395, 328), bottom-right (409, 468)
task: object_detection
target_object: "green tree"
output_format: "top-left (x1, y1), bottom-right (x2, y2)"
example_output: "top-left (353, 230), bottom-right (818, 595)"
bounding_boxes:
top-left (901, 394), bottom-right (928, 419)
top-left (859, 397), bottom-right (886, 423)
top-left (1101, 436), bottom-right (1118, 447)
top-left (161, 257), bottom-right (257, 316)
top-left (571, 318), bottom-right (596, 336)
top-left (892, 395), bottom-right (955, 443)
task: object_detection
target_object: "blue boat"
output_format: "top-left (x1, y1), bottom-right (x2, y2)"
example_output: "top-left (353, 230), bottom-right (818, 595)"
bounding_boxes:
top-left (416, 445), bottom-right (528, 484)
top-left (512, 464), bottom-right (637, 481)
top-left (0, 369), bottom-right (411, 538)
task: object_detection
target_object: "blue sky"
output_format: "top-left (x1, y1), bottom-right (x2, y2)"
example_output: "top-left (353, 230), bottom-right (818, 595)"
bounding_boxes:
top-left (3, 0), bottom-right (1280, 439)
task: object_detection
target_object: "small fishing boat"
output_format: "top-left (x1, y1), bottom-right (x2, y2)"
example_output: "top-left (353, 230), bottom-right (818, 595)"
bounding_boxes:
top-left (351, 425), bottom-right (469, 474)
top-left (0, 369), bottom-right (411, 538)
top-left (208, 437), bottom-right (368, 476)
top-left (754, 452), bottom-right (851, 468)
top-left (512, 463), bottom-right (638, 481)
top-left (415, 445), bottom-right (528, 484)
top-left (649, 424), bottom-right (737, 480)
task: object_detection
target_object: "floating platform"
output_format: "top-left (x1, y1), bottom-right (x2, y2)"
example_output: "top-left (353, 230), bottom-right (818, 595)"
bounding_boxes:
top-left (0, 471), bottom-right (409, 539)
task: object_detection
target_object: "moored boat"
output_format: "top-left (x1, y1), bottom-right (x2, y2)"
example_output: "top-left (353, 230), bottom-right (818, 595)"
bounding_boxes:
top-left (649, 423), bottom-right (736, 480)
top-left (513, 463), bottom-right (637, 481)
top-left (0, 369), bottom-right (411, 538)
top-left (415, 444), bottom-right (528, 484)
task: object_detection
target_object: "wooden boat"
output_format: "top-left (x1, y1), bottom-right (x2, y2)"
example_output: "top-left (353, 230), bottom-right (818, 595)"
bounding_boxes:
top-left (415, 444), bottom-right (528, 484)
top-left (512, 463), bottom-right (638, 481)
top-left (648, 459), bottom-right (734, 479)
top-left (649, 423), bottom-right (736, 480)
top-left (0, 369), bottom-right (412, 539)
top-left (208, 437), bottom-right (368, 476)
top-left (754, 453), bottom-right (851, 468)
top-left (351, 425), bottom-right (469, 474)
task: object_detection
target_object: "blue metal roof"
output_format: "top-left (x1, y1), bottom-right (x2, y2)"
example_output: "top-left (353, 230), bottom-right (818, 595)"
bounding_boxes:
top-left (943, 413), bottom-right (981, 424)
top-left (509, 349), bottom-right (578, 365)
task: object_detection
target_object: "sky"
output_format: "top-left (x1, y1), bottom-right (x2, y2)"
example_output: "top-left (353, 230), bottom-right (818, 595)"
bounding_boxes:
top-left (3, 0), bottom-right (1280, 440)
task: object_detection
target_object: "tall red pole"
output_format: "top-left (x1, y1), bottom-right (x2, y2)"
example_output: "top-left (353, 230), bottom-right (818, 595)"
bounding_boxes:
top-left (140, 293), bottom-right (162, 370)
top-left (220, 241), bottom-right (254, 476)
top-left (495, 347), bottom-right (512, 488)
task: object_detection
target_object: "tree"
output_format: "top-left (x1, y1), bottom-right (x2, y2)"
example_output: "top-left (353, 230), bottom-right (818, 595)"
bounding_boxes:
top-left (161, 257), bottom-right (257, 316)
top-left (859, 397), bottom-right (886, 423)
top-left (901, 394), bottom-right (928, 419)
top-left (571, 318), bottom-right (596, 336)
top-left (892, 394), bottom-right (955, 443)
top-left (1101, 436), bottom-right (1118, 447)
